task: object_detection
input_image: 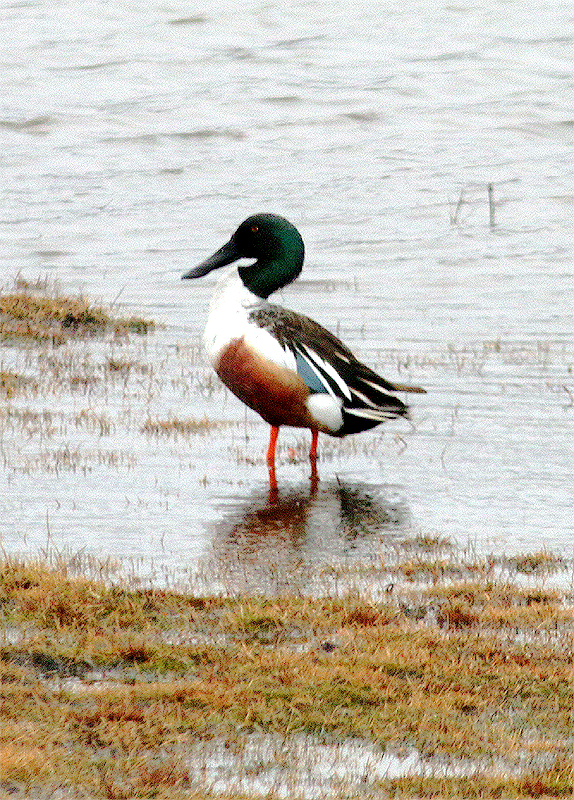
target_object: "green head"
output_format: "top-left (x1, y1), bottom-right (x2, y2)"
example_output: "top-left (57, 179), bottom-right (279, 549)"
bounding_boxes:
top-left (182, 213), bottom-right (305, 299)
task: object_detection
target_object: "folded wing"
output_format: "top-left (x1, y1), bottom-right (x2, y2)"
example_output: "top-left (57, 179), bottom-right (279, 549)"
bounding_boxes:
top-left (251, 304), bottom-right (425, 435)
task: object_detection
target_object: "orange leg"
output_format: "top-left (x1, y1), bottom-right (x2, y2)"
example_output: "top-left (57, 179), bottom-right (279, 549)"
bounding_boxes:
top-left (267, 425), bottom-right (279, 466)
top-left (309, 429), bottom-right (319, 486)
top-left (268, 464), bottom-right (278, 495)
top-left (267, 425), bottom-right (279, 494)
top-left (309, 429), bottom-right (319, 462)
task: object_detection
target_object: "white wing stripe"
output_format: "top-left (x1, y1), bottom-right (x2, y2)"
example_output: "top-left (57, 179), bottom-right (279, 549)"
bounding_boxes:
top-left (334, 350), bottom-right (351, 363)
top-left (350, 387), bottom-right (380, 409)
top-left (300, 344), bottom-right (353, 401)
top-left (359, 376), bottom-right (398, 395)
top-left (345, 407), bottom-right (399, 421)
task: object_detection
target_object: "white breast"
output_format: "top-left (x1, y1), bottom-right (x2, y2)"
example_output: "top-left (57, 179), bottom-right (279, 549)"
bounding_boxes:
top-left (203, 269), bottom-right (296, 372)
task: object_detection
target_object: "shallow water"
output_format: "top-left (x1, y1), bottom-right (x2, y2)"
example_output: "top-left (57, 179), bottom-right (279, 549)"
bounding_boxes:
top-left (0, 0), bottom-right (572, 586)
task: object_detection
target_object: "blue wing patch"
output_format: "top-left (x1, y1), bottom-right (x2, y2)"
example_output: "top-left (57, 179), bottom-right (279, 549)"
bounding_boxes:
top-left (295, 350), bottom-right (329, 394)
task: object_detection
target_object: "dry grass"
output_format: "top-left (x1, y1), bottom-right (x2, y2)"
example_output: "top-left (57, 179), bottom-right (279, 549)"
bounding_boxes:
top-left (1, 556), bottom-right (572, 799)
top-left (0, 370), bottom-right (34, 398)
top-left (141, 416), bottom-right (232, 437)
top-left (0, 281), bottom-right (154, 345)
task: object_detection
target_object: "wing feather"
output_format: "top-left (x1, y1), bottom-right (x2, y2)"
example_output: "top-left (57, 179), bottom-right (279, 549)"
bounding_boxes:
top-left (299, 344), bottom-right (352, 400)
top-left (294, 348), bottom-right (337, 398)
top-left (250, 303), bottom-right (424, 435)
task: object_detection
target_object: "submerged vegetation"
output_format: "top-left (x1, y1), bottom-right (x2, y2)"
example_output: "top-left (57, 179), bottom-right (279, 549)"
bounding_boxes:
top-left (0, 369), bottom-right (33, 398)
top-left (141, 415), bottom-right (233, 437)
top-left (0, 552), bottom-right (572, 799)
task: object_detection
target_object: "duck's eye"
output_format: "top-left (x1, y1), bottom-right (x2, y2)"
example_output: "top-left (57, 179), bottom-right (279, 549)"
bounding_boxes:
top-left (250, 224), bottom-right (259, 234)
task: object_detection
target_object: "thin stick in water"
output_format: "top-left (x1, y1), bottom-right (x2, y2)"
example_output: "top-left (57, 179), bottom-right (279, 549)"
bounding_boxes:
top-left (450, 187), bottom-right (465, 225)
top-left (488, 183), bottom-right (495, 229)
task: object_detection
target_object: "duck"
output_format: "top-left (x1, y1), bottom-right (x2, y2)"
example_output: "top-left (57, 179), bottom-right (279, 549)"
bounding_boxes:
top-left (182, 213), bottom-right (425, 480)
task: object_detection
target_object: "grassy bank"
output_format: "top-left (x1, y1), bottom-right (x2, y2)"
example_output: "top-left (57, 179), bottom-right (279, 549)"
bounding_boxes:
top-left (1, 553), bottom-right (572, 799)
top-left (0, 277), bottom-right (154, 348)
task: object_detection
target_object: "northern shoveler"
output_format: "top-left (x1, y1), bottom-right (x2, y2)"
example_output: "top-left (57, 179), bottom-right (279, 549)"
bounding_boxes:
top-left (183, 213), bottom-right (425, 479)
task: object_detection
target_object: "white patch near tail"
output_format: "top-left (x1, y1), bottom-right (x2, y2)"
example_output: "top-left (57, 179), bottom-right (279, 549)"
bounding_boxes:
top-left (306, 394), bottom-right (344, 433)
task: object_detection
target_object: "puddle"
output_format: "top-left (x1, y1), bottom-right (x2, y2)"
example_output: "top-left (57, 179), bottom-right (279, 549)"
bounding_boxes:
top-left (179, 735), bottom-right (454, 797)
top-left (1, 323), bottom-right (572, 592)
top-left (175, 734), bottom-right (560, 798)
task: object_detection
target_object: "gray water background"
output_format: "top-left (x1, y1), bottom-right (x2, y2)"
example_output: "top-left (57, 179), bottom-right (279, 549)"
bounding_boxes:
top-left (0, 0), bottom-right (572, 587)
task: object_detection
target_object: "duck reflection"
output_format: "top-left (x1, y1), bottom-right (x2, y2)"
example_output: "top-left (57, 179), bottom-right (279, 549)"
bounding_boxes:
top-left (207, 480), bottom-right (410, 594)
